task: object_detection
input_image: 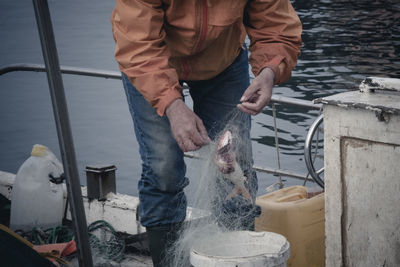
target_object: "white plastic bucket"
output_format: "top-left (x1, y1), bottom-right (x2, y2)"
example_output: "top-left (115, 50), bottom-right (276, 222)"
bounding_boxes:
top-left (190, 231), bottom-right (290, 267)
top-left (10, 144), bottom-right (64, 231)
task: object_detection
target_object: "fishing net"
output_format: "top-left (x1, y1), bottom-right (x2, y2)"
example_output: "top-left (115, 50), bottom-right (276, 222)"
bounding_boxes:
top-left (88, 220), bottom-right (125, 264)
top-left (15, 220), bottom-right (126, 267)
top-left (64, 220), bottom-right (125, 266)
top-left (14, 226), bottom-right (74, 245)
top-left (167, 109), bottom-right (261, 267)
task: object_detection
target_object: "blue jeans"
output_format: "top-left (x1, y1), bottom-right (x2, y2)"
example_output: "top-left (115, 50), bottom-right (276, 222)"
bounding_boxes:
top-left (122, 47), bottom-right (258, 228)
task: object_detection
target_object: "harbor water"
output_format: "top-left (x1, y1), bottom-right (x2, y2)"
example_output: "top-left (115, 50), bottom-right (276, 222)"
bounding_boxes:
top-left (0, 0), bottom-right (399, 200)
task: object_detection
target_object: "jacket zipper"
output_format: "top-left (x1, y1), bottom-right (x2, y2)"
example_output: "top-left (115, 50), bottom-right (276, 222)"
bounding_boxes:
top-left (182, 0), bottom-right (207, 79)
top-left (195, 0), bottom-right (208, 53)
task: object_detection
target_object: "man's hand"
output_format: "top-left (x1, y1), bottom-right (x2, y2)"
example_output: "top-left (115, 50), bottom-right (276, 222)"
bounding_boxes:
top-left (237, 68), bottom-right (275, 115)
top-left (166, 99), bottom-right (210, 152)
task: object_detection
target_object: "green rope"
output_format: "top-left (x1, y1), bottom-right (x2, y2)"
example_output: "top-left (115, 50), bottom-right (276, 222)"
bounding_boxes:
top-left (88, 220), bottom-right (125, 263)
top-left (17, 225), bottom-right (73, 245)
top-left (15, 220), bottom-right (125, 263)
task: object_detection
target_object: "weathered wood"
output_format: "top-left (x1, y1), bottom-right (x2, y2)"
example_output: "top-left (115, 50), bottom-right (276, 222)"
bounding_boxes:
top-left (322, 88), bottom-right (400, 267)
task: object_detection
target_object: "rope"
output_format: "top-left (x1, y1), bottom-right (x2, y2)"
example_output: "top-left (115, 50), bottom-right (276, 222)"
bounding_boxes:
top-left (15, 225), bottom-right (73, 245)
top-left (15, 220), bottom-right (125, 263)
top-left (88, 220), bottom-right (125, 263)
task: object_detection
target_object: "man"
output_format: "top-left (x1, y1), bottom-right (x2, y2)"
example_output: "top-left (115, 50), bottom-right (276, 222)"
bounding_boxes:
top-left (111, 0), bottom-right (301, 265)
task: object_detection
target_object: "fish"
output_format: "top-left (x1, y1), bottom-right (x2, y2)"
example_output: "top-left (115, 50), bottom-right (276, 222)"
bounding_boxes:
top-left (214, 130), bottom-right (252, 201)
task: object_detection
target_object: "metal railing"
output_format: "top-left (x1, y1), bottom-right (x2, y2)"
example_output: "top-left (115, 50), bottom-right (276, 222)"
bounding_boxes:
top-left (304, 114), bottom-right (325, 188)
top-left (0, 63), bottom-right (323, 184)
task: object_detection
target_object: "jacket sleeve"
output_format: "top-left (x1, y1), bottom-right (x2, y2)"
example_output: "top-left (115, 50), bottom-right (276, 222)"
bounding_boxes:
top-left (245, 0), bottom-right (302, 85)
top-left (111, 0), bottom-right (182, 116)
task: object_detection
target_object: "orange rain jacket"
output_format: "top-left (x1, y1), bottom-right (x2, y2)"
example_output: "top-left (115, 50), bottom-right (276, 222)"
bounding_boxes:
top-left (111, 0), bottom-right (302, 116)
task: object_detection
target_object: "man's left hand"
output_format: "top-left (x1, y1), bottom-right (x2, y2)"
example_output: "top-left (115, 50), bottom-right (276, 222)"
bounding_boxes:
top-left (237, 68), bottom-right (275, 115)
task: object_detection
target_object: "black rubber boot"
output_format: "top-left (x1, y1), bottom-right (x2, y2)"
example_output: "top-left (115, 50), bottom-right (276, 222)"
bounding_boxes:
top-left (146, 223), bottom-right (182, 267)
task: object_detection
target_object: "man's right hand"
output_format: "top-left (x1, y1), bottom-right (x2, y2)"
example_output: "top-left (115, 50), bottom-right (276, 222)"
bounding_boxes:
top-left (165, 99), bottom-right (210, 152)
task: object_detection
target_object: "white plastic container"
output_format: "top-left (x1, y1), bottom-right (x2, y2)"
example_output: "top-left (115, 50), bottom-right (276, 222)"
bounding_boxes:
top-left (190, 231), bottom-right (290, 267)
top-left (10, 144), bottom-right (64, 231)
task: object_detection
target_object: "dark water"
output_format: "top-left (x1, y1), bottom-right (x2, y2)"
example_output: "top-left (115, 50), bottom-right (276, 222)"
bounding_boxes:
top-left (0, 0), bottom-right (399, 198)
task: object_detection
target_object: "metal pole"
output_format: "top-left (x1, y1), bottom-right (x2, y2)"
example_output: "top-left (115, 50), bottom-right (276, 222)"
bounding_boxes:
top-left (32, 0), bottom-right (93, 266)
top-left (272, 103), bottom-right (284, 189)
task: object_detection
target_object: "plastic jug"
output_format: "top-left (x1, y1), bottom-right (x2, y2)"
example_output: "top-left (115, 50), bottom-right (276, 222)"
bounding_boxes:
top-left (10, 144), bottom-right (64, 231)
top-left (255, 186), bottom-right (325, 267)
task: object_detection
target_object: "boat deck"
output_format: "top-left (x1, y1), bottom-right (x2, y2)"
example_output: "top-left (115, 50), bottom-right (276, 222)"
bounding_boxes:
top-left (120, 247), bottom-right (152, 267)
top-left (0, 170), bottom-right (183, 267)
